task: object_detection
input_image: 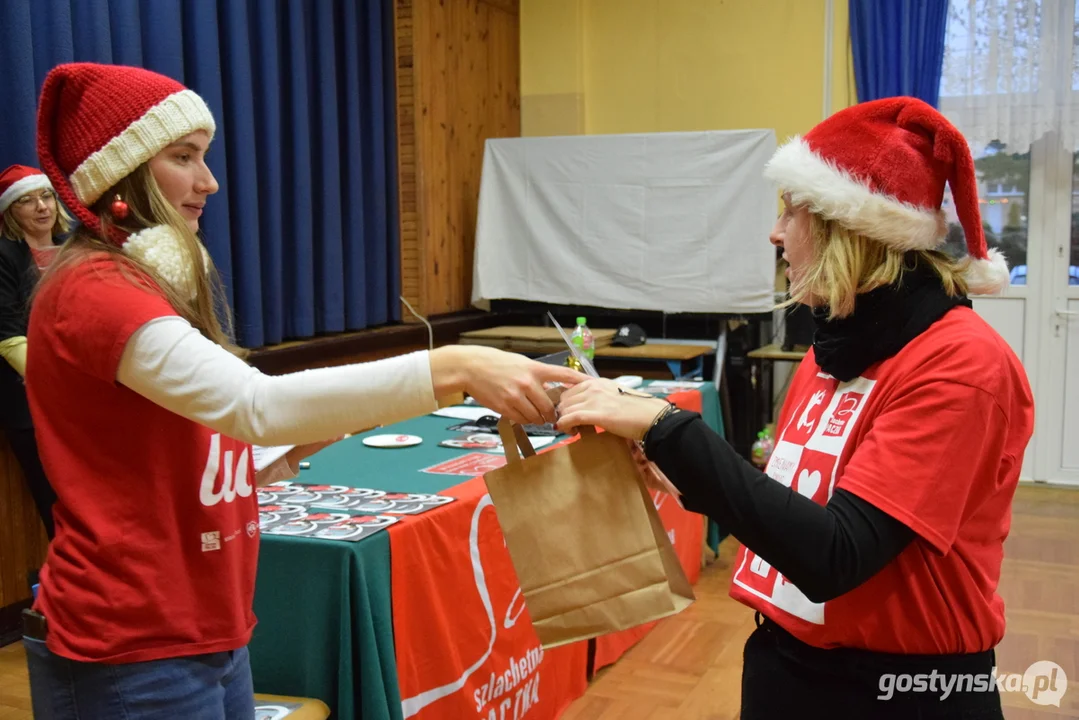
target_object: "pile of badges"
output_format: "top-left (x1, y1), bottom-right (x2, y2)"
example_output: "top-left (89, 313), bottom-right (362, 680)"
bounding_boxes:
top-left (257, 482), bottom-right (454, 542)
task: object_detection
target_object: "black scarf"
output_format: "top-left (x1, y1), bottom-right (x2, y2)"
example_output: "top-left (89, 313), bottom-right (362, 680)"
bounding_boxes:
top-left (811, 255), bottom-right (972, 382)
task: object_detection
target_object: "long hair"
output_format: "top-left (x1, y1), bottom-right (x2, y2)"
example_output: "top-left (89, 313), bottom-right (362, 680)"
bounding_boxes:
top-left (785, 213), bottom-right (972, 321)
top-left (36, 163), bottom-right (244, 356)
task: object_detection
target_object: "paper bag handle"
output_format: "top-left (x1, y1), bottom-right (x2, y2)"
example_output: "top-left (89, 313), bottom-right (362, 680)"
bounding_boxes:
top-left (497, 418), bottom-right (598, 465)
top-left (497, 417), bottom-right (537, 464)
top-left (496, 384), bottom-right (598, 464)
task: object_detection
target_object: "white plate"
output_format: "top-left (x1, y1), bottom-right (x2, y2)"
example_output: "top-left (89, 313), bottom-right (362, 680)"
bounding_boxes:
top-left (363, 433), bottom-right (423, 449)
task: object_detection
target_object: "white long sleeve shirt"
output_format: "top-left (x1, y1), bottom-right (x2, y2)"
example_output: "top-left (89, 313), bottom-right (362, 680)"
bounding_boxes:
top-left (117, 316), bottom-right (440, 479)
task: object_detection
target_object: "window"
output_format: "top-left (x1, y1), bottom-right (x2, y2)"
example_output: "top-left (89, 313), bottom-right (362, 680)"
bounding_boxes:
top-left (941, 144), bottom-right (1030, 284)
top-left (938, 0), bottom-right (1079, 286)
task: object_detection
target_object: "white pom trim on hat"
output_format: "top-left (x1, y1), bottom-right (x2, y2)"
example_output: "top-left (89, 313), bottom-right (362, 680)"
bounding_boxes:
top-left (963, 247), bottom-right (1010, 296)
top-left (0, 174), bottom-right (54, 215)
top-left (70, 89), bottom-right (216, 207)
top-left (122, 224), bottom-right (208, 300)
top-left (764, 137), bottom-right (946, 251)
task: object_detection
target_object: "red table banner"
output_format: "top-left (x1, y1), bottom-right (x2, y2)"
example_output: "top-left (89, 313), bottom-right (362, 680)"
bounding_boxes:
top-left (391, 477), bottom-right (589, 720)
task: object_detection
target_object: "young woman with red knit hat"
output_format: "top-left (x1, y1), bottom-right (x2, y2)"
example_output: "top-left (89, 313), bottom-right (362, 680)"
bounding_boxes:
top-left (0, 165), bottom-right (72, 541)
top-left (556, 97), bottom-right (1034, 719)
top-left (22, 62), bottom-right (582, 720)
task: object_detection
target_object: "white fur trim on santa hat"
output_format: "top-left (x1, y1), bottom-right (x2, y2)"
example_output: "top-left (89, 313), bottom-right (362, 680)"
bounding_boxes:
top-left (122, 224), bottom-right (209, 300)
top-left (0, 174), bottom-right (54, 215)
top-left (764, 137), bottom-right (947, 251)
top-left (963, 247), bottom-right (1010, 296)
top-left (70, 89), bottom-right (216, 207)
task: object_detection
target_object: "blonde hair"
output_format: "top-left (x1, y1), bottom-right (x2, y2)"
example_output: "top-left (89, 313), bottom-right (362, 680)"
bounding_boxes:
top-left (786, 212), bottom-right (971, 321)
top-left (1, 193), bottom-right (74, 242)
top-left (37, 164), bottom-right (245, 356)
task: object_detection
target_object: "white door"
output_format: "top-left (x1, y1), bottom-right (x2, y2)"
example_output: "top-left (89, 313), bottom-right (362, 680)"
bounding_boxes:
top-left (1033, 134), bottom-right (1079, 485)
top-left (962, 134), bottom-right (1079, 486)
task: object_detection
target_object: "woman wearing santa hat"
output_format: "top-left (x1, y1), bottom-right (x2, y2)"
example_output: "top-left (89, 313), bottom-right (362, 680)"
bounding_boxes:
top-left (556, 97), bottom-right (1033, 719)
top-left (22, 62), bottom-right (582, 719)
top-left (0, 164), bottom-right (73, 541)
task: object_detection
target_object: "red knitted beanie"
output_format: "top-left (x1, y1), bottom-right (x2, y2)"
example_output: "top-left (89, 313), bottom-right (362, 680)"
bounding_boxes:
top-left (36, 62), bottom-right (216, 246)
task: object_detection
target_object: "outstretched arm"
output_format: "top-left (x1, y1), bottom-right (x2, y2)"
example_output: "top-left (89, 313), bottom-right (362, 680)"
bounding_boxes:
top-left (642, 410), bottom-right (915, 603)
top-left (119, 316), bottom-right (584, 447)
top-left (555, 378), bottom-right (916, 603)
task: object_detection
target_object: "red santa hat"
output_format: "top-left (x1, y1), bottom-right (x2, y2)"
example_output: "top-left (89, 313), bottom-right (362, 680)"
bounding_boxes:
top-left (35, 62), bottom-right (217, 295)
top-left (764, 96), bottom-right (1009, 295)
top-left (0, 165), bottom-right (54, 215)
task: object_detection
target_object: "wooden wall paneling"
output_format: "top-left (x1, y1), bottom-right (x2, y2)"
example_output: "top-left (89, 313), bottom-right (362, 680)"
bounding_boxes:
top-left (446, 0), bottom-right (520, 315)
top-left (398, 0), bottom-right (452, 319)
top-left (422, 0), bottom-right (452, 316)
top-left (395, 0), bottom-right (423, 322)
top-left (479, 0), bottom-right (518, 14)
top-left (445, 0), bottom-right (465, 316)
top-left (487, 2), bottom-right (522, 139)
top-left (395, 0), bottom-right (520, 320)
top-left (449, 0), bottom-right (482, 314)
top-left (0, 436), bottom-right (48, 617)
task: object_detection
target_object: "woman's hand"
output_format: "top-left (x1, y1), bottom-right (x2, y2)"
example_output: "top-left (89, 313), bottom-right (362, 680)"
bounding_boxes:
top-left (284, 437), bottom-right (342, 470)
top-left (256, 436), bottom-right (344, 488)
top-left (554, 377), bottom-right (670, 440)
top-left (430, 345), bottom-right (587, 426)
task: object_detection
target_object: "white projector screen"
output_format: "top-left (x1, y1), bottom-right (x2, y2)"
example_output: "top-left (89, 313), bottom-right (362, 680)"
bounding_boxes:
top-left (471, 129), bottom-right (778, 314)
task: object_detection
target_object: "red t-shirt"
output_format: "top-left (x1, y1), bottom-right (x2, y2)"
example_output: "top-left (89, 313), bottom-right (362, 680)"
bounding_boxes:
top-left (29, 245), bottom-right (59, 271)
top-left (730, 306), bottom-right (1034, 654)
top-left (26, 256), bottom-right (260, 663)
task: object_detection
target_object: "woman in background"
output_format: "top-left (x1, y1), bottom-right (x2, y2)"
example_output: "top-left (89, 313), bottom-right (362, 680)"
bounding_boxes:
top-left (0, 164), bottom-right (72, 540)
top-left (556, 97), bottom-right (1033, 720)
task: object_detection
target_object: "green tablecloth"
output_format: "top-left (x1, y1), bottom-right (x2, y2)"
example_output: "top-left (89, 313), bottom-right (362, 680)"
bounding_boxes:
top-left (249, 383), bottom-right (724, 720)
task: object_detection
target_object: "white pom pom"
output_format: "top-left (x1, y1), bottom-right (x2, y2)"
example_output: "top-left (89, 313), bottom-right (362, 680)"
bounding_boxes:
top-left (963, 247), bottom-right (1011, 295)
top-left (121, 225), bottom-right (207, 300)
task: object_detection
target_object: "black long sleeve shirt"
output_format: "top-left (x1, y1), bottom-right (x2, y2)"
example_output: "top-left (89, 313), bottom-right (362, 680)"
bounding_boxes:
top-left (643, 410), bottom-right (915, 604)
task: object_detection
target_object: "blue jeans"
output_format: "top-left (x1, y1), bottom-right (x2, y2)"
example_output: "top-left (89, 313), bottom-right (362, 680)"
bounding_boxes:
top-left (24, 636), bottom-right (255, 719)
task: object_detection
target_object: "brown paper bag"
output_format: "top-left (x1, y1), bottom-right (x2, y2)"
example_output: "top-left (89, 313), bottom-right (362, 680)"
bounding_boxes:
top-left (482, 414), bottom-right (695, 649)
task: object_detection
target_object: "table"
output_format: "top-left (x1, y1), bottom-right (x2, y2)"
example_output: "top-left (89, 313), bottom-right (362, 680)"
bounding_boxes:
top-left (457, 326), bottom-right (715, 380)
top-left (746, 343), bottom-right (809, 362)
top-left (594, 342), bottom-right (716, 380)
top-left (249, 383), bottom-right (723, 720)
top-left (458, 326), bottom-right (619, 353)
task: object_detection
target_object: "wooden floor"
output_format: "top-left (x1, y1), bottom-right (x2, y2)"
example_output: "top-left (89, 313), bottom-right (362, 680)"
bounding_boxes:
top-left (1, 483), bottom-right (1077, 719)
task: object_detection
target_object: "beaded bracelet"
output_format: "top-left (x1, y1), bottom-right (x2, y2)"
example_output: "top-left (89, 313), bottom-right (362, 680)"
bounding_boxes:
top-left (615, 385), bottom-right (680, 443)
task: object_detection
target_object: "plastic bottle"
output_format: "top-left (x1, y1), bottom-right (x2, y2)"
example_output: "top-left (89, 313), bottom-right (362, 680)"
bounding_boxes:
top-left (751, 431), bottom-right (772, 468)
top-left (571, 316), bottom-right (595, 361)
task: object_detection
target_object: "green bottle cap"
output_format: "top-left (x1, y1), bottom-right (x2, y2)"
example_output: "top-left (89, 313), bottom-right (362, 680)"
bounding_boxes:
top-left (576, 316), bottom-right (586, 325)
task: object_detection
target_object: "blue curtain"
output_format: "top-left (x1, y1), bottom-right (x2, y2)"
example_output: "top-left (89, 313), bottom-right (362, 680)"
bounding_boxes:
top-left (849, 0), bottom-right (949, 107)
top-left (0, 0), bottom-right (401, 348)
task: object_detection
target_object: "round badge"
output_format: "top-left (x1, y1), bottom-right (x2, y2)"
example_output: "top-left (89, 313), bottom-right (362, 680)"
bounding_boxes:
top-left (362, 433), bottom-right (423, 449)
